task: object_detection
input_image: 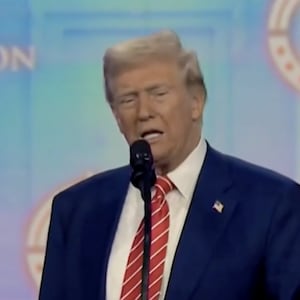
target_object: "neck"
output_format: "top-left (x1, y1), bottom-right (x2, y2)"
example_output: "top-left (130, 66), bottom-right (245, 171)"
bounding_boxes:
top-left (154, 133), bottom-right (201, 175)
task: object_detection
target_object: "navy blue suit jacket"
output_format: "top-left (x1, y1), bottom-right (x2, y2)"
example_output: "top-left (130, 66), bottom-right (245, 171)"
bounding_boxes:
top-left (39, 144), bottom-right (300, 300)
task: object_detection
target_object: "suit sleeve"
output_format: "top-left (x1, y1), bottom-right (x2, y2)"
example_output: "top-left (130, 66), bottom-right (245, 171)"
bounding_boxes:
top-left (265, 182), bottom-right (300, 300)
top-left (38, 194), bottom-right (67, 300)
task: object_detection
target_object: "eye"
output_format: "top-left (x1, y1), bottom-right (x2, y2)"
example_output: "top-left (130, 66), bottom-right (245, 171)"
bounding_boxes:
top-left (118, 95), bottom-right (136, 106)
top-left (152, 88), bottom-right (169, 97)
top-left (121, 97), bottom-right (134, 103)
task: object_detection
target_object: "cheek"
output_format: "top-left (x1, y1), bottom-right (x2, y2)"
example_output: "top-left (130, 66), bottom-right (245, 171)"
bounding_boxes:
top-left (115, 113), bottom-right (136, 137)
top-left (161, 112), bottom-right (185, 139)
top-left (163, 105), bottom-right (194, 136)
top-left (113, 112), bottom-right (124, 133)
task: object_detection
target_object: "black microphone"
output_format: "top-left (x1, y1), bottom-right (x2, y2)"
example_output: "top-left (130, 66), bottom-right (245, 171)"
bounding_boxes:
top-left (130, 139), bottom-right (156, 192)
top-left (129, 140), bottom-right (156, 300)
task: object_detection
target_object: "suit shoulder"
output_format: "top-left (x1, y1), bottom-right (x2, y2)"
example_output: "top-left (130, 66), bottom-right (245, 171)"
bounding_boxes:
top-left (48, 165), bottom-right (130, 231)
top-left (52, 165), bottom-right (130, 208)
top-left (58, 165), bottom-right (130, 196)
top-left (216, 149), bottom-right (298, 190)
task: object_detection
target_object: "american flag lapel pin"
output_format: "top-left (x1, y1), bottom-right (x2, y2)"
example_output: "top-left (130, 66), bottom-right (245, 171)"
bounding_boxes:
top-left (213, 200), bottom-right (224, 213)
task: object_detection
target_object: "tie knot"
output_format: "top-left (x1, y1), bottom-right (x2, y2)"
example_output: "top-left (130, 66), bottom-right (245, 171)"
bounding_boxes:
top-left (154, 176), bottom-right (174, 197)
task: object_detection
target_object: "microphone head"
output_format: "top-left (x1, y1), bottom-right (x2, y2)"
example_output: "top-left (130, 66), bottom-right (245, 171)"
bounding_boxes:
top-left (130, 140), bottom-right (156, 189)
top-left (130, 139), bottom-right (153, 170)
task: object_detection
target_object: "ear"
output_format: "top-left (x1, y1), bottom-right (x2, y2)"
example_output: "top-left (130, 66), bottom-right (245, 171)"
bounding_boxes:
top-left (190, 88), bottom-right (205, 121)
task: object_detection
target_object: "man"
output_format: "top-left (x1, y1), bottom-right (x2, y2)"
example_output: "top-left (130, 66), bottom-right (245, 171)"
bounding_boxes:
top-left (39, 30), bottom-right (300, 300)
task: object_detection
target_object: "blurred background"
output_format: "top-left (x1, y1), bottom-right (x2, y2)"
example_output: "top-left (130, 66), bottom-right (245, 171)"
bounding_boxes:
top-left (0, 0), bottom-right (299, 298)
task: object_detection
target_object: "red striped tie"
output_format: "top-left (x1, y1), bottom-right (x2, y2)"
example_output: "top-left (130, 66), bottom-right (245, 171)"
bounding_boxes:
top-left (120, 176), bottom-right (174, 300)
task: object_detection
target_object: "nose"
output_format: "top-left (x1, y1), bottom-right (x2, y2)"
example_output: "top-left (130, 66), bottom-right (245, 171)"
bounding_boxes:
top-left (136, 92), bottom-right (154, 121)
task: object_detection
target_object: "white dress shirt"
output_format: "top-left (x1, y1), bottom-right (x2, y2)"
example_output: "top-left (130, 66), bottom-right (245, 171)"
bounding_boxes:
top-left (106, 137), bottom-right (207, 300)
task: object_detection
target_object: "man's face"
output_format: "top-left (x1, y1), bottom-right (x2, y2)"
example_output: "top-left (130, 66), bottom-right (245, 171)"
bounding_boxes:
top-left (110, 60), bottom-right (204, 173)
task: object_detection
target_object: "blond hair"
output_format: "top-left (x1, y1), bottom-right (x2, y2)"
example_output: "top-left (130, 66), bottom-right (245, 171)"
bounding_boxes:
top-left (103, 30), bottom-right (207, 105)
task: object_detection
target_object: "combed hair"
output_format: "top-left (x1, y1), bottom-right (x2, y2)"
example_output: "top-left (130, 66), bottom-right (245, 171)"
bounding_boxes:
top-left (103, 30), bottom-right (207, 105)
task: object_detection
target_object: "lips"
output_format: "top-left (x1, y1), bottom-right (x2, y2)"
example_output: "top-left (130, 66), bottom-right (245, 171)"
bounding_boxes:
top-left (140, 130), bottom-right (163, 141)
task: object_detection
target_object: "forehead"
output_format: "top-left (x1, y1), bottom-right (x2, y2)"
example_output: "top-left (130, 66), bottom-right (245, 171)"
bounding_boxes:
top-left (111, 60), bottom-right (182, 92)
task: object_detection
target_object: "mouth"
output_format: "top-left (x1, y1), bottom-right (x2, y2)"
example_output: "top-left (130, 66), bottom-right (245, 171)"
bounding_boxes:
top-left (140, 130), bottom-right (163, 143)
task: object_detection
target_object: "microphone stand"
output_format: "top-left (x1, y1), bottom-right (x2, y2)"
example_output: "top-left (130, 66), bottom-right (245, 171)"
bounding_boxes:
top-left (140, 175), bottom-right (152, 300)
top-left (129, 139), bottom-right (156, 299)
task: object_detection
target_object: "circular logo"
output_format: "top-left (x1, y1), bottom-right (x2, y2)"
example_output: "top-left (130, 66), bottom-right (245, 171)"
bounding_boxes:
top-left (24, 173), bottom-right (93, 290)
top-left (268, 0), bottom-right (300, 92)
top-left (25, 195), bottom-right (52, 290)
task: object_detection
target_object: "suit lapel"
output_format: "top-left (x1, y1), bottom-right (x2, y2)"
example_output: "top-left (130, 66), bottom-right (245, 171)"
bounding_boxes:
top-left (79, 167), bottom-right (131, 300)
top-left (166, 145), bottom-right (238, 299)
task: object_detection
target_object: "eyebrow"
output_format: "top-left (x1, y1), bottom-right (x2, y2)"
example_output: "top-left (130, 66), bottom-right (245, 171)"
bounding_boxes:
top-left (116, 83), bottom-right (170, 98)
top-left (145, 84), bottom-right (169, 92)
top-left (116, 91), bottom-right (137, 98)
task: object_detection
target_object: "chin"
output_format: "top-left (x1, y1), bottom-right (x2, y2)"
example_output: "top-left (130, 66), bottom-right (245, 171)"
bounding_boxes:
top-left (152, 151), bottom-right (169, 167)
top-left (149, 145), bottom-right (162, 158)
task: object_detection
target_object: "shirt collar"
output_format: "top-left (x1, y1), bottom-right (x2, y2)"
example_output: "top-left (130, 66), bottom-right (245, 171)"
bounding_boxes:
top-left (167, 136), bottom-right (207, 200)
